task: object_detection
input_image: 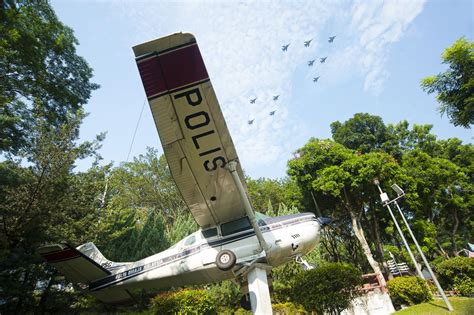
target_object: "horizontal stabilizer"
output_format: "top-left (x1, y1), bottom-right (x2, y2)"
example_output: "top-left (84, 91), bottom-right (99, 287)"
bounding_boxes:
top-left (38, 243), bottom-right (110, 284)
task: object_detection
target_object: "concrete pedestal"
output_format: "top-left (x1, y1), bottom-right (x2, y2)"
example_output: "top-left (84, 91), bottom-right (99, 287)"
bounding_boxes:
top-left (247, 267), bottom-right (272, 314)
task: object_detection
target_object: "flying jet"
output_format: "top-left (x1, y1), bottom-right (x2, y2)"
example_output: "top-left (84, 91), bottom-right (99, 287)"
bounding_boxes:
top-left (273, 95), bottom-right (279, 101)
top-left (248, 119), bottom-right (254, 125)
top-left (282, 44), bottom-right (290, 51)
top-left (313, 76), bottom-right (320, 82)
top-left (269, 110), bottom-right (276, 116)
top-left (39, 33), bottom-right (329, 312)
top-left (320, 57), bottom-right (327, 63)
top-left (304, 39), bottom-right (312, 47)
top-left (250, 98), bottom-right (257, 104)
top-left (308, 60), bottom-right (315, 66)
top-left (328, 36), bottom-right (336, 43)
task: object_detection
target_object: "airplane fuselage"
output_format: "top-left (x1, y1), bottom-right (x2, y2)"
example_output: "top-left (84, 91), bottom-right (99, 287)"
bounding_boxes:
top-left (90, 213), bottom-right (321, 297)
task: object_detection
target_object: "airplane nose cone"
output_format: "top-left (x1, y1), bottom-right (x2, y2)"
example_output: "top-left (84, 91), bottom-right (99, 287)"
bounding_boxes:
top-left (316, 217), bottom-right (332, 227)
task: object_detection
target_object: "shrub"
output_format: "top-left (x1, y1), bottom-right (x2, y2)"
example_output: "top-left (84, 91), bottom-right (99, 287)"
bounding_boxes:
top-left (434, 256), bottom-right (474, 296)
top-left (290, 262), bottom-right (362, 315)
top-left (150, 289), bottom-right (216, 314)
top-left (387, 276), bottom-right (432, 306)
top-left (272, 302), bottom-right (306, 314)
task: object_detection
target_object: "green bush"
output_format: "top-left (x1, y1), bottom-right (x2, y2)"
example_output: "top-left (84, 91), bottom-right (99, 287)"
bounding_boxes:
top-left (290, 263), bottom-right (362, 315)
top-left (387, 276), bottom-right (432, 306)
top-left (272, 302), bottom-right (306, 314)
top-left (434, 256), bottom-right (474, 296)
top-left (150, 289), bottom-right (216, 314)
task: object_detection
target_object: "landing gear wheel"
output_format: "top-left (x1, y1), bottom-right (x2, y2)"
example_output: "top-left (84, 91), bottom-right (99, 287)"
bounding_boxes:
top-left (240, 294), bottom-right (251, 311)
top-left (215, 249), bottom-right (236, 271)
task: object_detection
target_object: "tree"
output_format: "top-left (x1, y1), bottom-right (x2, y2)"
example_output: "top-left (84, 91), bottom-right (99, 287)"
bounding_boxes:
top-left (0, 2), bottom-right (101, 312)
top-left (288, 139), bottom-right (405, 286)
top-left (0, 0), bottom-right (99, 154)
top-left (421, 37), bottom-right (474, 128)
top-left (246, 177), bottom-right (302, 213)
top-left (331, 113), bottom-right (387, 153)
top-left (291, 263), bottom-right (362, 315)
top-left (0, 115), bottom-right (105, 313)
top-left (97, 148), bottom-right (197, 261)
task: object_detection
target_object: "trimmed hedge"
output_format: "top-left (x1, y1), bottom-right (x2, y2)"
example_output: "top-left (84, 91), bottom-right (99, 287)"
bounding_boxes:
top-left (150, 289), bottom-right (216, 314)
top-left (290, 262), bottom-right (362, 314)
top-left (387, 276), bottom-right (432, 306)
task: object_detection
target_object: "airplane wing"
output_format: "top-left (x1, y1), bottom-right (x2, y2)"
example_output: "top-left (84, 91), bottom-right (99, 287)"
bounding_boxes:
top-left (133, 33), bottom-right (248, 229)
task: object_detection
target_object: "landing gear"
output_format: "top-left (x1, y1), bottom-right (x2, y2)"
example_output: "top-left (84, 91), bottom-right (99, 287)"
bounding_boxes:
top-left (240, 294), bottom-right (251, 311)
top-left (295, 255), bottom-right (315, 270)
top-left (216, 249), bottom-right (236, 271)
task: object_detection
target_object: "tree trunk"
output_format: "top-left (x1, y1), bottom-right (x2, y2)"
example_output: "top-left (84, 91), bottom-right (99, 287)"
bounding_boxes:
top-left (451, 207), bottom-right (459, 256)
top-left (350, 210), bottom-right (387, 288)
top-left (37, 273), bottom-right (56, 315)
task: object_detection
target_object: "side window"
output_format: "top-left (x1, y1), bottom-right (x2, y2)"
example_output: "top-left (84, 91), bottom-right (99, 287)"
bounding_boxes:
top-left (221, 217), bottom-right (252, 236)
top-left (184, 235), bottom-right (196, 246)
top-left (202, 227), bottom-right (218, 238)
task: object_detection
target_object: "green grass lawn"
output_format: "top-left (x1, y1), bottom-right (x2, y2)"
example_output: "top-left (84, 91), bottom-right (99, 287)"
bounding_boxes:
top-left (395, 297), bottom-right (474, 315)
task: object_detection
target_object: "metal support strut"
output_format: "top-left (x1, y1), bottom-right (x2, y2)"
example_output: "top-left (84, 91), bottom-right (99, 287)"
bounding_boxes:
top-left (226, 160), bottom-right (270, 252)
top-left (226, 160), bottom-right (272, 314)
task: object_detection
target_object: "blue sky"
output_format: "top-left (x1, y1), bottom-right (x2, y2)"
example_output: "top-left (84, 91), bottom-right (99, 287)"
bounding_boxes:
top-left (51, 0), bottom-right (473, 179)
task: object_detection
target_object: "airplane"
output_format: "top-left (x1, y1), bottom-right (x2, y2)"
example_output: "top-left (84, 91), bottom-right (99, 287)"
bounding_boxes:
top-left (38, 32), bottom-right (329, 311)
top-left (273, 95), bottom-right (279, 101)
top-left (250, 98), bottom-right (257, 104)
top-left (248, 119), bottom-right (254, 125)
top-left (308, 60), bottom-right (315, 66)
top-left (269, 110), bottom-right (276, 116)
top-left (282, 44), bottom-right (290, 51)
top-left (313, 76), bottom-right (320, 82)
top-left (304, 39), bottom-right (312, 47)
top-left (328, 36), bottom-right (336, 43)
top-left (320, 57), bottom-right (327, 63)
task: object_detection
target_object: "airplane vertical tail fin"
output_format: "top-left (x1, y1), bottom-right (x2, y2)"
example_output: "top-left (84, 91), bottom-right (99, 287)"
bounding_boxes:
top-left (76, 242), bottom-right (132, 273)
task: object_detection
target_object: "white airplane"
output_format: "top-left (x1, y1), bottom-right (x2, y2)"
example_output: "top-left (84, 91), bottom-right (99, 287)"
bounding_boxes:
top-left (38, 33), bottom-right (330, 309)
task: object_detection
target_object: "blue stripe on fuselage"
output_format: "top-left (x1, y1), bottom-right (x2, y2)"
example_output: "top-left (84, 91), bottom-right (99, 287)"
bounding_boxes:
top-left (90, 213), bottom-right (316, 291)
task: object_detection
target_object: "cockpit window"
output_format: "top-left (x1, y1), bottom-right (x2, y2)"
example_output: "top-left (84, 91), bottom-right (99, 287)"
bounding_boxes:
top-left (184, 235), bottom-right (196, 246)
top-left (221, 217), bottom-right (252, 236)
top-left (202, 227), bottom-right (218, 238)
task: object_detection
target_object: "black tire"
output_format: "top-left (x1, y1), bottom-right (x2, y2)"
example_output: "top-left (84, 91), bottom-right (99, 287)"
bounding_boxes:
top-left (215, 249), bottom-right (236, 271)
top-left (240, 294), bottom-right (251, 311)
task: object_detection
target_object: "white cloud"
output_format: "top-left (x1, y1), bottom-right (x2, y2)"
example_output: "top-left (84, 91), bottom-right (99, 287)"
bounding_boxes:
top-left (114, 0), bottom-right (425, 177)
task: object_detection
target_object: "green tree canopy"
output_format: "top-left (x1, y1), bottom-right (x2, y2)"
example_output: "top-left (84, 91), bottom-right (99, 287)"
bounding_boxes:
top-left (0, 0), bottom-right (99, 154)
top-left (331, 113), bottom-right (387, 153)
top-left (421, 37), bottom-right (474, 128)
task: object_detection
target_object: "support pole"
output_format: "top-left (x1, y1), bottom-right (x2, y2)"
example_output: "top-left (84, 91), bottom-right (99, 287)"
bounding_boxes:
top-left (226, 160), bottom-right (269, 252)
top-left (393, 201), bottom-right (453, 312)
top-left (385, 203), bottom-right (424, 279)
top-left (376, 183), bottom-right (424, 279)
top-left (248, 267), bottom-right (272, 314)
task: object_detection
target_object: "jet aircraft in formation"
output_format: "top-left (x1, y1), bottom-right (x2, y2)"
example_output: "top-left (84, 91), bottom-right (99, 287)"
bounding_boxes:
top-left (247, 35), bottom-right (337, 125)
